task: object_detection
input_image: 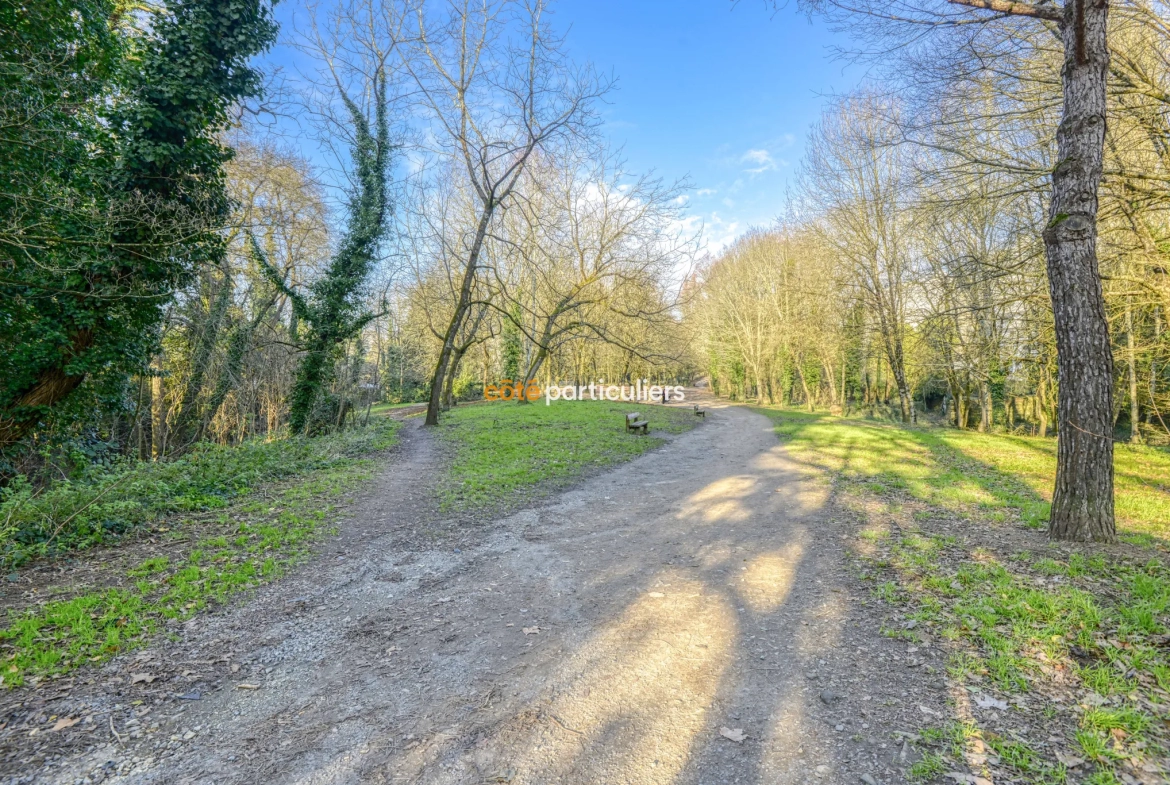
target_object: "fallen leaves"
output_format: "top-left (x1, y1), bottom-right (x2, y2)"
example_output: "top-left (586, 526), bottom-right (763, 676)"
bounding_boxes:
top-left (51, 716), bottom-right (80, 731)
top-left (235, 683), bottom-right (260, 690)
top-left (130, 673), bottom-right (156, 685)
top-left (719, 726), bottom-right (746, 743)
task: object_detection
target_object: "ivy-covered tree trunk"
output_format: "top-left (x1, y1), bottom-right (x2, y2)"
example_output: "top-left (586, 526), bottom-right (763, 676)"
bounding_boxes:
top-left (260, 79), bottom-right (391, 435)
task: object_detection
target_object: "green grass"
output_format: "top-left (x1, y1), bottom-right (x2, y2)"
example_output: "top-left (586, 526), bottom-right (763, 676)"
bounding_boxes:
top-left (436, 401), bottom-right (699, 510)
top-left (762, 409), bottom-right (1170, 539)
top-left (1, 419), bottom-right (399, 687)
top-left (909, 752), bottom-right (949, 781)
top-left (367, 401), bottom-right (423, 416)
top-left (1, 421), bottom-right (402, 566)
top-left (2, 401), bottom-right (703, 688)
top-left (756, 407), bottom-right (1170, 782)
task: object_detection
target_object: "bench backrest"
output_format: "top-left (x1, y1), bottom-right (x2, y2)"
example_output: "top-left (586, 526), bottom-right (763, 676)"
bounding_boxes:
top-left (625, 412), bottom-right (641, 422)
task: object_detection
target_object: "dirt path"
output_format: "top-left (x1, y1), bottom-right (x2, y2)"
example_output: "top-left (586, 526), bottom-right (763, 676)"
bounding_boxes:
top-left (26, 402), bottom-right (948, 785)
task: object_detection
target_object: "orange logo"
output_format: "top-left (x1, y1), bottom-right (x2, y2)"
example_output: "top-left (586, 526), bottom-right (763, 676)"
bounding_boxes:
top-left (484, 379), bottom-right (543, 402)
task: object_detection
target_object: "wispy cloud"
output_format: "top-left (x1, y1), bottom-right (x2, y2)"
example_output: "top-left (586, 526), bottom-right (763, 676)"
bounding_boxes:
top-left (740, 148), bottom-right (777, 175)
top-left (694, 188), bottom-right (717, 197)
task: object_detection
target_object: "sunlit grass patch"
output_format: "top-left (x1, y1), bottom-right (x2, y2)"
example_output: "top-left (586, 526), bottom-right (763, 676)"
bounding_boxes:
top-left (755, 406), bottom-right (1170, 781)
top-left (759, 407), bottom-right (1170, 539)
top-left (932, 430), bottom-right (1170, 540)
top-left (436, 400), bottom-right (698, 510)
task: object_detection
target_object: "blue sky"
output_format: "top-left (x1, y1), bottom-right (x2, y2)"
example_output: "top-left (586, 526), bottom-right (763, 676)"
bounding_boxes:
top-left (549, 0), bottom-right (862, 253)
top-left (264, 1), bottom-right (863, 256)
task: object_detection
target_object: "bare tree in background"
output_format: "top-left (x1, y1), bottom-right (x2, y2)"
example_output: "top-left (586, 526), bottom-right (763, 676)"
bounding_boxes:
top-left (490, 151), bottom-right (692, 397)
top-left (801, 94), bottom-right (919, 423)
top-left (400, 0), bottom-right (605, 426)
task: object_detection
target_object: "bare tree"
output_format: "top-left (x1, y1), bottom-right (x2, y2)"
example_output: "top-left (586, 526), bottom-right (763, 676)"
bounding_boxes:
top-left (801, 93), bottom-right (920, 422)
top-left (489, 151), bottom-right (692, 396)
top-left (399, 0), bottom-right (605, 425)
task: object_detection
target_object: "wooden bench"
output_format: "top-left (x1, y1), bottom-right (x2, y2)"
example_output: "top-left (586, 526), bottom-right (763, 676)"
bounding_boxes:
top-left (625, 412), bottom-right (649, 434)
top-left (693, 404), bottom-right (706, 418)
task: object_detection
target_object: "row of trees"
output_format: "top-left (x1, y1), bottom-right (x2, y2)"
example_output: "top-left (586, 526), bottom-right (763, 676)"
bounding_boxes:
top-left (693, 0), bottom-right (1170, 541)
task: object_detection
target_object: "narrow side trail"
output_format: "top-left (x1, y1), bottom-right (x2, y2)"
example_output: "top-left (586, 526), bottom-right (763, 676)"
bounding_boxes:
top-left (51, 404), bottom-right (948, 785)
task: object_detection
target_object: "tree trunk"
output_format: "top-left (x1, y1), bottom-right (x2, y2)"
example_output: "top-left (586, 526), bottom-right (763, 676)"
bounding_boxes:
top-left (823, 358), bottom-right (838, 406)
top-left (1044, 0), bottom-right (1115, 541)
top-left (1126, 298), bottom-right (1141, 443)
top-left (138, 376), bottom-right (153, 461)
top-left (793, 361), bottom-right (813, 411)
top-left (978, 379), bottom-right (992, 432)
top-left (151, 374), bottom-right (167, 459)
top-left (442, 346), bottom-right (465, 409)
top-left (425, 209), bottom-right (493, 426)
top-left (888, 352), bottom-right (912, 424)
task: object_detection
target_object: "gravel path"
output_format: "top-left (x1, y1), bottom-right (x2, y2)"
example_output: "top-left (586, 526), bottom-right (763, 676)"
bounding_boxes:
top-left (22, 401), bottom-right (947, 785)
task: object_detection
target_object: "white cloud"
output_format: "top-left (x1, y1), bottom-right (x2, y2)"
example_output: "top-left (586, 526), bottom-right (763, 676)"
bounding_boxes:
top-left (695, 188), bottom-right (717, 197)
top-left (740, 148), bottom-right (777, 174)
top-left (702, 212), bottom-right (742, 257)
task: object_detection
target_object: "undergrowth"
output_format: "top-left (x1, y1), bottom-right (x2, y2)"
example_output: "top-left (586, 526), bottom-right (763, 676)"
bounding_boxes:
top-left (1, 420), bottom-right (398, 687)
top-left (0, 423), bottom-right (399, 567)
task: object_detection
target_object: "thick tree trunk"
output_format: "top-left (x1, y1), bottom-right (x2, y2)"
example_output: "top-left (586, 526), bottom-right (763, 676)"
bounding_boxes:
top-left (1045, 0), bottom-right (1115, 541)
top-left (0, 330), bottom-right (93, 452)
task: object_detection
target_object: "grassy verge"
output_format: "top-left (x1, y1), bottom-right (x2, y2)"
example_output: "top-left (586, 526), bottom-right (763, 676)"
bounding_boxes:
top-left (436, 400), bottom-right (698, 510)
top-left (757, 409), bottom-right (1170, 785)
top-left (1, 420), bottom-right (399, 688)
